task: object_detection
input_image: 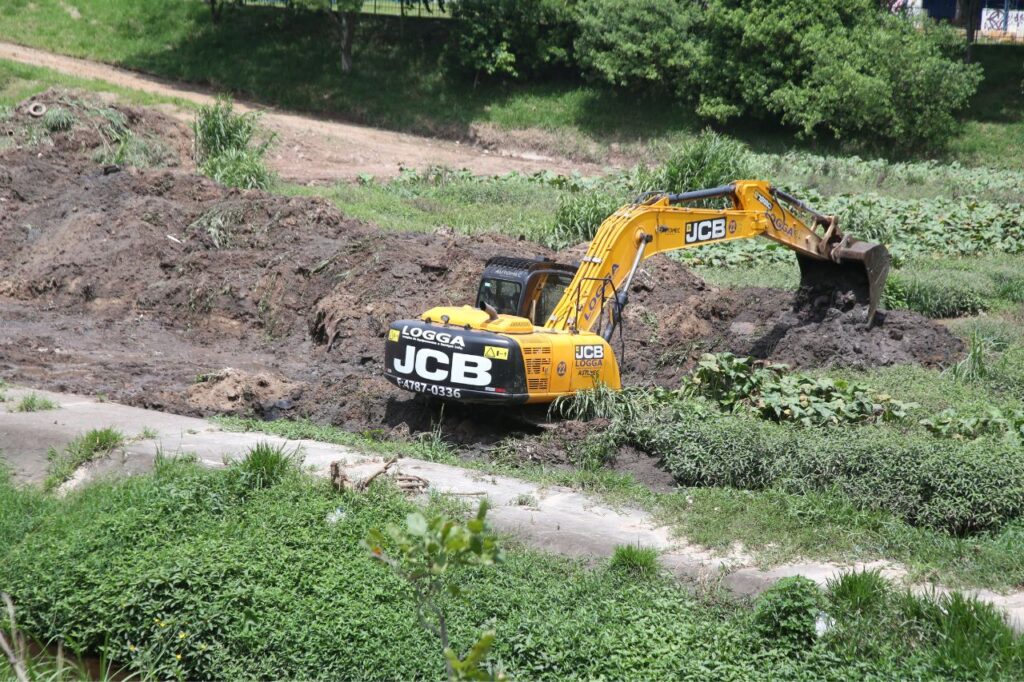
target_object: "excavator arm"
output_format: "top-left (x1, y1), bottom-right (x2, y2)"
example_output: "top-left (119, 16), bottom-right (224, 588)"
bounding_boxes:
top-left (544, 179), bottom-right (890, 336)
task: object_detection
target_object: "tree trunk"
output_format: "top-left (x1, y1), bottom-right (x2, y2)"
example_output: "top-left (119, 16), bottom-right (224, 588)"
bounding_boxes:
top-left (964, 0), bottom-right (980, 62)
top-left (209, 0), bottom-right (222, 23)
top-left (340, 11), bottom-right (357, 73)
top-left (324, 7), bottom-right (357, 73)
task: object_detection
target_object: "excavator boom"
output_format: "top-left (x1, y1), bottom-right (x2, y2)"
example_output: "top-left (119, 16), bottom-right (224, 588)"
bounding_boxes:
top-left (545, 180), bottom-right (889, 337)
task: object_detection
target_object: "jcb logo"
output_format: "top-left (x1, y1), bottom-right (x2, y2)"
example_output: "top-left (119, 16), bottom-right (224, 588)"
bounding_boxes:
top-left (685, 217), bottom-right (726, 244)
top-left (393, 347), bottom-right (492, 387)
top-left (575, 345), bottom-right (604, 360)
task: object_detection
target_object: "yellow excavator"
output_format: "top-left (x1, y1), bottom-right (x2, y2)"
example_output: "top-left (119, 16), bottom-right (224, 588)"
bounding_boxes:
top-left (384, 180), bottom-right (890, 404)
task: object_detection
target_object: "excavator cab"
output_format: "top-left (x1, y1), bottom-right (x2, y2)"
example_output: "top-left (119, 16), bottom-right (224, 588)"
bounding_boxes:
top-left (475, 256), bottom-right (579, 325)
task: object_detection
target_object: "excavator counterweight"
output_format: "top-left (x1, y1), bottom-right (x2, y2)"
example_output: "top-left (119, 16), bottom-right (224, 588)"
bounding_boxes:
top-left (384, 180), bottom-right (890, 405)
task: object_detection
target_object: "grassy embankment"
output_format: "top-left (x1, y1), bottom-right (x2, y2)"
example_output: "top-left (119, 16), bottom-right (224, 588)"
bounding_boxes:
top-left (3, 57), bottom-right (1024, 592)
top-left (2, 457), bottom-right (1022, 680)
top-left (0, 0), bottom-right (1022, 168)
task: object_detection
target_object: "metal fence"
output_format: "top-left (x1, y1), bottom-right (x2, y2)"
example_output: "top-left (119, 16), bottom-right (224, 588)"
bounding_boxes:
top-left (237, 0), bottom-right (451, 18)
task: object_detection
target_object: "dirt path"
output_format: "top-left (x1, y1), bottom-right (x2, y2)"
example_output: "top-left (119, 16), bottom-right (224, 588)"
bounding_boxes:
top-left (0, 41), bottom-right (600, 183)
top-left (3, 385), bottom-right (1022, 632)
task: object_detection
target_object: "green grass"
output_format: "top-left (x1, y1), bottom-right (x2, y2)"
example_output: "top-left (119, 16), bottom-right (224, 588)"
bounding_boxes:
top-left (0, 1), bottom-right (1020, 167)
top-left (281, 169), bottom-right (562, 243)
top-left (44, 427), bottom-right (125, 490)
top-left (609, 544), bottom-right (660, 578)
top-left (659, 486), bottom-right (1024, 591)
top-left (1, 462), bottom-right (1020, 680)
top-left (212, 414), bottom-right (657, 506)
top-left (13, 393), bottom-right (58, 412)
top-left (0, 58), bottom-right (188, 109)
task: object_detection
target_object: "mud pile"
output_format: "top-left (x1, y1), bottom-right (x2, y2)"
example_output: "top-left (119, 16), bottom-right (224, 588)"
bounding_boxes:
top-left (0, 90), bottom-right (963, 440)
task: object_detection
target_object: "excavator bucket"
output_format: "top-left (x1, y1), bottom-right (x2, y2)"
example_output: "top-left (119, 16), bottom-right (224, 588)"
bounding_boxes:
top-left (796, 239), bottom-right (890, 325)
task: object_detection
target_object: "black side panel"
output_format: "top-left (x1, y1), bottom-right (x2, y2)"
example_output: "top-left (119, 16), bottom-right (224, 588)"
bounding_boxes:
top-left (384, 320), bottom-right (528, 404)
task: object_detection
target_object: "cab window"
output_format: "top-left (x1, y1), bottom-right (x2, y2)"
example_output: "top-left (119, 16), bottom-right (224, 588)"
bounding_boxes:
top-left (534, 274), bottom-right (574, 324)
top-left (476, 278), bottom-right (523, 315)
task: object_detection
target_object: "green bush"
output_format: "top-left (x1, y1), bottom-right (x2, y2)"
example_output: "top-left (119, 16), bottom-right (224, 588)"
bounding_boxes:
top-left (192, 97), bottom-right (273, 189)
top-left (200, 148), bottom-right (275, 190)
top-left (629, 405), bottom-right (1024, 535)
top-left (41, 105), bottom-right (75, 132)
top-left (653, 131), bottom-right (753, 193)
top-left (752, 576), bottom-right (823, 649)
top-left (765, 13), bottom-right (981, 151)
top-left (1, 465), bottom-right (1020, 679)
top-left (574, 0), bottom-right (701, 95)
top-left (446, 0), bottom-right (574, 81)
top-left (574, 0), bottom-right (980, 150)
top-left (550, 188), bottom-right (625, 248)
top-left (609, 544), bottom-right (659, 577)
top-left (228, 441), bottom-right (302, 491)
top-left (192, 97), bottom-right (262, 163)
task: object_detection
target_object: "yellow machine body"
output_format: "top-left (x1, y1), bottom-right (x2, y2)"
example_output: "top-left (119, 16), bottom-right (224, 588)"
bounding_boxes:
top-left (384, 180), bottom-right (889, 405)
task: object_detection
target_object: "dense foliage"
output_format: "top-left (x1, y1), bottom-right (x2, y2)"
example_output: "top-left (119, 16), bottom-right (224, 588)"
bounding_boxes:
top-left (191, 97), bottom-right (274, 190)
top-left (1, 464), bottom-right (1021, 680)
top-left (626, 400), bottom-right (1024, 535)
top-left (446, 0), bottom-right (575, 81)
top-left (684, 352), bottom-right (913, 426)
top-left (572, 0), bottom-right (980, 150)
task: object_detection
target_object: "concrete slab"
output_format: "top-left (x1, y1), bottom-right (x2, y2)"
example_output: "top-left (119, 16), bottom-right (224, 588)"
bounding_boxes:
top-left (2, 386), bottom-right (1022, 631)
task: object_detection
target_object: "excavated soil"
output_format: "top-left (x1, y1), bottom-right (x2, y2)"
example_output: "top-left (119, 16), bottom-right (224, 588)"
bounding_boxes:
top-left (0, 91), bottom-right (964, 447)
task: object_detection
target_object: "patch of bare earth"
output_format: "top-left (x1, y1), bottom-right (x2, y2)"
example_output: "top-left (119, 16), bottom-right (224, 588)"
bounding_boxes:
top-left (0, 90), bottom-right (963, 458)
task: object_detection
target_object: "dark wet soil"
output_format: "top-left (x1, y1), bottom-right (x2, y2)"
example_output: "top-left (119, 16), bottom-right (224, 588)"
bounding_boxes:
top-left (0, 89), bottom-right (964, 456)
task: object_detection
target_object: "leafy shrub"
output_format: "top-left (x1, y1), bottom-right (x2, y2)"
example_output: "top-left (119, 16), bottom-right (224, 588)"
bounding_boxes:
top-left (575, 0), bottom-right (702, 95)
top-left (41, 106), bottom-right (75, 132)
top-left (200, 148), bottom-right (275, 190)
top-left (753, 576), bottom-right (823, 648)
top-left (228, 441), bottom-right (301, 490)
top-left (192, 97), bottom-right (273, 189)
top-left (652, 130), bottom-right (753, 194)
top-left (629, 405), bottom-right (1024, 535)
top-left (685, 353), bottom-right (913, 426)
top-left (575, 0), bottom-right (980, 150)
top-left (765, 13), bottom-right (980, 151)
top-left (365, 501), bottom-right (502, 679)
top-left (609, 544), bottom-right (659, 577)
top-left (446, 0), bottom-right (574, 81)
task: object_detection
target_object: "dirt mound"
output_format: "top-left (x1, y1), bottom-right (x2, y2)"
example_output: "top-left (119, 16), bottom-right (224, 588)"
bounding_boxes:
top-left (187, 368), bottom-right (303, 419)
top-left (0, 90), bottom-right (964, 443)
